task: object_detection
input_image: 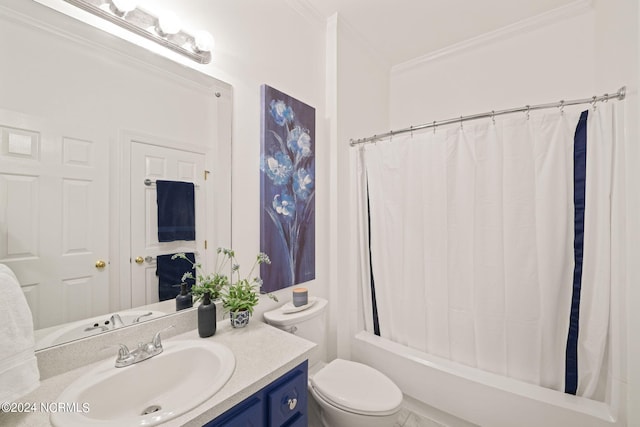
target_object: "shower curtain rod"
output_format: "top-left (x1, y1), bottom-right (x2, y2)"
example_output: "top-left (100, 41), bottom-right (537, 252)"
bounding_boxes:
top-left (349, 86), bottom-right (626, 146)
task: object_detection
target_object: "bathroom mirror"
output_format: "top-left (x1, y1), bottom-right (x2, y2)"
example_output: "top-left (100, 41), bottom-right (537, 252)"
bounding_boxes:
top-left (0, 0), bottom-right (232, 350)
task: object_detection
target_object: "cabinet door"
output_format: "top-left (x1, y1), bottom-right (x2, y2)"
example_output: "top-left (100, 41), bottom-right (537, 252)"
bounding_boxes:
top-left (267, 367), bottom-right (307, 427)
top-left (204, 397), bottom-right (262, 427)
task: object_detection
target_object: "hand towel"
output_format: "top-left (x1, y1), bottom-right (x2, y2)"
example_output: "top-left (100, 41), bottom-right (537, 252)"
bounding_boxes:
top-left (0, 264), bottom-right (40, 403)
top-left (156, 180), bottom-right (195, 242)
top-left (156, 253), bottom-right (196, 302)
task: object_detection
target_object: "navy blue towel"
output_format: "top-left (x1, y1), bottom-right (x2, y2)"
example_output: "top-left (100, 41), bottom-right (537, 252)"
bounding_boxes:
top-left (157, 180), bottom-right (195, 242)
top-left (157, 252), bottom-right (196, 302)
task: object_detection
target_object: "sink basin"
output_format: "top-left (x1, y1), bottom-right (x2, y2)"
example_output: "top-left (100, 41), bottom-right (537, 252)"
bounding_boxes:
top-left (35, 310), bottom-right (166, 349)
top-left (50, 339), bottom-right (235, 427)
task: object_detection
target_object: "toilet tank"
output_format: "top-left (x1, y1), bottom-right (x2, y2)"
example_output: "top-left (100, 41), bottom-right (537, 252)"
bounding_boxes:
top-left (263, 297), bottom-right (328, 366)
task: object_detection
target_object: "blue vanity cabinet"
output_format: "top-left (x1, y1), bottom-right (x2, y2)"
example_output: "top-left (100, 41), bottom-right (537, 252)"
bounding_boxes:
top-left (204, 360), bottom-right (308, 427)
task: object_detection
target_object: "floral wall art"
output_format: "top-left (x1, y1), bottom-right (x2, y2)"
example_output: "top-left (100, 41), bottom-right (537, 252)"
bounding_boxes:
top-left (260, 85), bottom-right (316, 292)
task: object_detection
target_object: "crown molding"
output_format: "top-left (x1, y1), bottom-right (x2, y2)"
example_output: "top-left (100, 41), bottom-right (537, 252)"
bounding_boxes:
top-left (335, 14), bottom-right (390, 70)
top-left (285, 0), bottom-right (390, 70)
top-left (392, 0), bottom-right (593, 74)
top-left (283, 0), bottom-right (326, 29)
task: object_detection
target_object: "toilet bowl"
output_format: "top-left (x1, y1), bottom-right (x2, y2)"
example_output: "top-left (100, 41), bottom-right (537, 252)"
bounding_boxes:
top-left (263, 297), bottom-right (403, 427)
top-left (309, 358), bottom-right (403, 427)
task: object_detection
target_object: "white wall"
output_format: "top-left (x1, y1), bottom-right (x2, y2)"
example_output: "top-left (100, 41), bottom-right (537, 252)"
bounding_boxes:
top-left (135, 0), bottom-right (330, 313)
top-left (390, 4), bottom-right (596, 128)
top-left (591, 1), bottom-right (640, 425)
top-left (387, 1), bottom-right (639, 425)
top-left (326, 14), bottom-right (390, 360)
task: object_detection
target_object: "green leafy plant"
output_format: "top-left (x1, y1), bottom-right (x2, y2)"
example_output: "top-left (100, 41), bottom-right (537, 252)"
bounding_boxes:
top-left (172, 248), bottom-right (233, 302)
top-left (220, 251), bottom-right (278, 315)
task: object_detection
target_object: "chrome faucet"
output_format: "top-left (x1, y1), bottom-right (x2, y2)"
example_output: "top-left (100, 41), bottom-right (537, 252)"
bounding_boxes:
top-left (109, 313), bottom-right (125, 328)
top-left (114, 325), bottom-right (174, 368)
top-left (133, 311), bottom-right (153, 323)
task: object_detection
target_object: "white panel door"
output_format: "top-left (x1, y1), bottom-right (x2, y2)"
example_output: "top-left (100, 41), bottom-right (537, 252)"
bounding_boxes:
top-left (130, 140), bottom-right (206, 307)
top-left (0, 110), bottom-right (109, 329)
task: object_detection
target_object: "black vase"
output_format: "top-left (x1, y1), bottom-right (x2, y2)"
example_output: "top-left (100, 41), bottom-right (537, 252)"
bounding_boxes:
top-left (175, 283), bottom-right (193, 311)
top-left (198, 291), bottom-right (216, 338)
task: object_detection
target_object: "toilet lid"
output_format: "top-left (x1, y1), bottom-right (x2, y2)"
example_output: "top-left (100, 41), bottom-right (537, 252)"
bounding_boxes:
top-left (310, 359), bottom-right (403, 416)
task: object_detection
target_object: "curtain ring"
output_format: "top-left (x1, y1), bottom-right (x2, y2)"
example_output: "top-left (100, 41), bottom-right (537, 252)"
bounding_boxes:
top-left (591, 96), bottom-right (598, 110)
top-left (433, 121), bottom-right (436, 134)
top-left (460, 116), bottom-right (463, 130)
top-left (525, 105), bottom-right (530, 120)
top-left (410, 125), bottom-right (413, 138)
top-left (491, 110), bottom-right (495, 125)
top-left (558, 100), bottom-right (565, 115)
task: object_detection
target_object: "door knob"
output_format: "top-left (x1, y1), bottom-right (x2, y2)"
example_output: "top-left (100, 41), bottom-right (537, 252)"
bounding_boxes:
top-left (135, 256), bottom-right (144, 264)
top-left (95, 260), bottom-right (107, 269)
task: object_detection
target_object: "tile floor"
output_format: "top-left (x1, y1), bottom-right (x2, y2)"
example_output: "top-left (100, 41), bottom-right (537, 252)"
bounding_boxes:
top-left (394, 407), bottom-right (446, 427)
top-left (309, 406), bottom-right (444, 427)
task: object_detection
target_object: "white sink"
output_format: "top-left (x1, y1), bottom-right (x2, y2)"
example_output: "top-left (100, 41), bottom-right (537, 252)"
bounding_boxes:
top-left (35, 310), bottom-right (166, 349)
top-left (50, 339), bottom-right (235, 427)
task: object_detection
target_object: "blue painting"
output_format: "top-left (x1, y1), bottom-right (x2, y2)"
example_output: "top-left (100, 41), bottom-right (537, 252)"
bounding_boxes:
top-left (260, 85), bottom-right (315, 292)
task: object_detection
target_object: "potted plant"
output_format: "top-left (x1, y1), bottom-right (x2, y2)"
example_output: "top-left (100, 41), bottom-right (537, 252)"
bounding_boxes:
top-left (172, 248), bottom-right (232, 302)
top-left (219, 250), bottom-right (278, 328)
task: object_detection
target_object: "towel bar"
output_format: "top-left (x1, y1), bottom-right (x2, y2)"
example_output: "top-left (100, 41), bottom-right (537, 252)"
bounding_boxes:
top-left (144, 178), bottom-right (200, 188)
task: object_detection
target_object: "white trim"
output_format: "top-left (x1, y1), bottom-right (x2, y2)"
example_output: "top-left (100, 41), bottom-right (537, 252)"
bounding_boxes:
top-left (284, 0), bottom-right (326, 29)
top-left (334, 13), bottom-right (390, 70)
top-left (392, 0), bottom-right (593, 74)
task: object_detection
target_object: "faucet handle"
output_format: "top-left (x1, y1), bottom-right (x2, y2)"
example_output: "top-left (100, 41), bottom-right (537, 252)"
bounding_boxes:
top-left (152, 325), bottom-right (175, 349)
top-left (118, 344), bottom-right (130, 357)
top-left (115, 344), bottom-right (130, 365)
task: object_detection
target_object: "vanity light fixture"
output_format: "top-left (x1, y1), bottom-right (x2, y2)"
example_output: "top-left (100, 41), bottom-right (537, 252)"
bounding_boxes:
top-left (110, 0), bottom-right (136, 16)
top-left (62, 0), bottom-right (213, 64)
top-left (156, 10), bottom-right (181, 36)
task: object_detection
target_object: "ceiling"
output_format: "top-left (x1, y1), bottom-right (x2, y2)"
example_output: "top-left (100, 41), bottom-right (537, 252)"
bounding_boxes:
top-left (303, 0), bottom-right (582, 66)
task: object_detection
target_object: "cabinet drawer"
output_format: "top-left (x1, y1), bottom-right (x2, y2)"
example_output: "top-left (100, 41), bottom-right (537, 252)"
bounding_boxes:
top-left (267, 369), bottom-right (307, 427)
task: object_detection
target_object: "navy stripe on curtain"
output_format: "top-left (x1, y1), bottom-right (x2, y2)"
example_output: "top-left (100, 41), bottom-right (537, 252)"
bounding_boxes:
top-left (565, 110), bottom-right (589, 395)
top-left (366, 179), bottom-right (381, 336)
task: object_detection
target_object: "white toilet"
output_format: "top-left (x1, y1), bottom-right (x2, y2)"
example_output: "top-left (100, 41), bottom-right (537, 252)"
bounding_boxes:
top-left (263, 297), bottom-right (403, 427)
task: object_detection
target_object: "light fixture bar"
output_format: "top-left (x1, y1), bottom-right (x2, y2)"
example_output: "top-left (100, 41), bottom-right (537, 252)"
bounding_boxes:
top-left (62, 0), bottom-right (212, 64)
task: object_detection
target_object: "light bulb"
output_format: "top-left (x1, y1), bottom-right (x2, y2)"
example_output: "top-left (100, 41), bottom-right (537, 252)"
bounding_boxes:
top-left (194, 30), bottom-right (214, 53)
top-left (156, 11), bottom-right (181, 36)
top-left (111, 0), bottom-right (137, 15)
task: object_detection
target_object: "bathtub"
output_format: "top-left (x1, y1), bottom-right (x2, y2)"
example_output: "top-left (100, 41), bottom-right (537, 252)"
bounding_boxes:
top-left (352, 331), bottom-right (625, 427)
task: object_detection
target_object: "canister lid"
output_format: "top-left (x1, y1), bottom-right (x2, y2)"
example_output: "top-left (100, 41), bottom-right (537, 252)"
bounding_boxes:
top-left (262, 297), bottom-right (328, 327)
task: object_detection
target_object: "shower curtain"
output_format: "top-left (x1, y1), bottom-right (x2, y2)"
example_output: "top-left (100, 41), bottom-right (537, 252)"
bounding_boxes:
top-left (355, 103), bottom-right (620, 399)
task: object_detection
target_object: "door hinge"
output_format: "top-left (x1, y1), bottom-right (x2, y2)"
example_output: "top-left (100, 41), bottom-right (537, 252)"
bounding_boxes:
top-left (204, 240), bottom-right (208, 250)
top-left (204, 170), bottom-right (210, 180)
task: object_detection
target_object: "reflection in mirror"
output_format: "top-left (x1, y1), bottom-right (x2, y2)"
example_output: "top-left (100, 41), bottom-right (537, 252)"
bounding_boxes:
top-left (0, 0), bottom-right (232, 350)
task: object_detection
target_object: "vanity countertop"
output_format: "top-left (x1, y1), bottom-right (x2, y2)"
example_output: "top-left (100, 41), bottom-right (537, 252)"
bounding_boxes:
top-left (0, 320), bottom-right (316, 427)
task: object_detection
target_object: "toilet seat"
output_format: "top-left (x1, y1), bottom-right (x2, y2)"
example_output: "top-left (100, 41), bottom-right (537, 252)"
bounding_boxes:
top-left (310, 359), bottom-right (403, 416)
